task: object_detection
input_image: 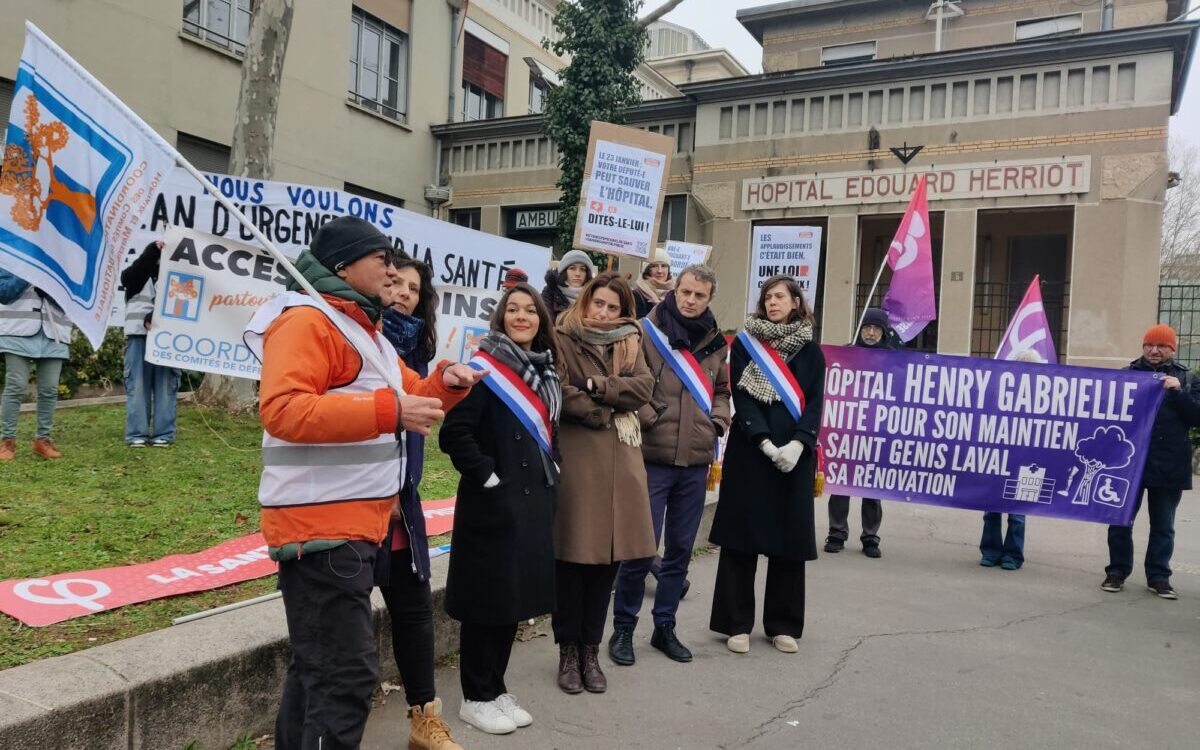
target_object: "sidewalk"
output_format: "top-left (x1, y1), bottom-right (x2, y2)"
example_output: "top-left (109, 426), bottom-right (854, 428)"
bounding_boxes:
top-left (362, 495), bottom-right (1200, 750)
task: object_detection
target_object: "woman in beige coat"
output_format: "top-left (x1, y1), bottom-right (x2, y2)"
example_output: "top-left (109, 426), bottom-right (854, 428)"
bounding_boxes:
top-left (552, 271), bottom-right (656, 696)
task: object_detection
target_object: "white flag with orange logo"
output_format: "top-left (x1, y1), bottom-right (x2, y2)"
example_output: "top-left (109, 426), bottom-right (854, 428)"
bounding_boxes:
top-left (0, 22), bottom-right (177, 347)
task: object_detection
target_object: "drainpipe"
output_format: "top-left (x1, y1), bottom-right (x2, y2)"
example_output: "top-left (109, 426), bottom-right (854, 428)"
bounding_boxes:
top-left (1101, 0), bottom-right (1115, 30)
top-left (447, 0), bottom-right (462, 122)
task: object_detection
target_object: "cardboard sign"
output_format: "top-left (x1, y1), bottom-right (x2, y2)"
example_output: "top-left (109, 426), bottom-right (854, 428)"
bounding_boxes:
top-left (665, 240), bottom-right (712, 279)
top-left (748, 226), bottom-right (823, 313)
top-left (573, 121), bottom-right (673, 260)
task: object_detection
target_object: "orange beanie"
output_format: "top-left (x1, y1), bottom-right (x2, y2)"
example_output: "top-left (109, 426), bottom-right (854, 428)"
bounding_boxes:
top-left (1143, 324), bottom-right (1177, 351)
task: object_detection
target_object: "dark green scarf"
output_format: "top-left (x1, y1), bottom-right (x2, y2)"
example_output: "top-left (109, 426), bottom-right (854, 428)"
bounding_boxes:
top-left (286, 249), bottom-right (383, 323)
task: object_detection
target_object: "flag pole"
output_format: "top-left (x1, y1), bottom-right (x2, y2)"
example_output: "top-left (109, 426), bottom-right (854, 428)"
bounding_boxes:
top-left (853, 255), bottom-right (889, 344)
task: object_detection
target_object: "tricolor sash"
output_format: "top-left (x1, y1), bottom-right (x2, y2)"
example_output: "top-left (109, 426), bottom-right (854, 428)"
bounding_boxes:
top-left (736, 330), bottom-right (806, 422)
top-left (642, 318), bottom-right (714, 415)
top-left (468, 351), bottom-right (554, 456)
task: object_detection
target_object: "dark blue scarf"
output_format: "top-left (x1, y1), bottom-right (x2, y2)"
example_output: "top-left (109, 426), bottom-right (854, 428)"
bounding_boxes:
top-left (381, 309), bottom-right (426, 360)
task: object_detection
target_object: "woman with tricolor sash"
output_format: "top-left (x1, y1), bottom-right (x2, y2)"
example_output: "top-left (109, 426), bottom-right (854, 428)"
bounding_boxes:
top-left (438, 282), bottom-right (561, 735)
top-left (551, 272), bottom-right (656, 696)
top-left (709, 274), bottom-right (825, 655)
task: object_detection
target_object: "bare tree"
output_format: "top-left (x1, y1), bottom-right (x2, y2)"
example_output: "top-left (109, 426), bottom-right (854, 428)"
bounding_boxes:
top-left (1162, 136), bottom-right (1200, 281)
top-left (195, 0), bottom-right (295, 411)
top-left (638, 0), bottom-right (687, 28)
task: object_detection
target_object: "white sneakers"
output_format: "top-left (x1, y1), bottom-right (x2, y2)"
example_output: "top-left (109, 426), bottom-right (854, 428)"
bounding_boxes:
top-left (459, 694), bottom-right (532, 735)
top-left (772, 635), bottom-right (799, 653)
top-left (726, 634), bottom-right (750, 653)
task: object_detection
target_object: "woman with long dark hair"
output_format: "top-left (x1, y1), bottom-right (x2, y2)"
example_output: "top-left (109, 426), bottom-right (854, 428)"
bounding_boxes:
top-left (439, 283), bottom-right (561, 734)
top-left (541, 249), bottom-right (596, 321)
top-left (376, 255), bottom-right (463, 750)
top-left (551, 272), bottom-right (655, 695)
top-left (709, 274), bottom-right (825, 656)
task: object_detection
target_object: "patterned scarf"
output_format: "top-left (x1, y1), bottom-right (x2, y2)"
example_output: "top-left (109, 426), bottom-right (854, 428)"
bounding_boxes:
top-left (737, 315), bottom-right (814, 405)
top-left (479, 332), bottom-right (561, 422)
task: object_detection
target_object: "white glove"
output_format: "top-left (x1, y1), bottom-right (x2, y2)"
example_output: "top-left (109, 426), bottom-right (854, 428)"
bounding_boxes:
top-left (483, 472), bottom-right (501, 488)
top-left (773, 440), bottom-right (805, 473)
top-left (759, 439), bottom-right (780, 462)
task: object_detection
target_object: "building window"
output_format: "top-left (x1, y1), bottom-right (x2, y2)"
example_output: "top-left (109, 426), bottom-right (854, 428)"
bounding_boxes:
top-left (657, 196), bottom-right (687, 243)
top-left (451, 209), bottom-right (482, 230)
top-left (529, 74), bottom-right (551, 114)
top-left (821, 41), bottom-right (876, 66)
top-left (344, 182), bottom-right (404, 208)
top-left (182, 0), bottom-right (254, 55)
top-left (463, 33), bottom-right (507, 121)
top-left (349, 7), bottom-right (409, 122)
top-left (176, 132), bottom-right (231, 174)
top-left (1015, 14), bottom-right (1082, 41)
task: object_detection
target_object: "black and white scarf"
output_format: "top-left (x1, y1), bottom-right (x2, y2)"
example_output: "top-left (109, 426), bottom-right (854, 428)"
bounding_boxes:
top-left (479, 332), bottom-right (562, 422)
top-left (737, 316), bottom-right (814, 405)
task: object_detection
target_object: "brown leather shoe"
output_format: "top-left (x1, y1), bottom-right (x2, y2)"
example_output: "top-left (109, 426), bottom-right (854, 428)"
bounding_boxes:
top-left (581, 644), bottom-right (607, 693)
top-left (0, 438), bottom-right (15, 461)
top-left (408, 698), bottom-right (463, 750)
top-left (557, 642), bottom-right (584, 694)
top-left (32, 438), bottom-right (62, 460)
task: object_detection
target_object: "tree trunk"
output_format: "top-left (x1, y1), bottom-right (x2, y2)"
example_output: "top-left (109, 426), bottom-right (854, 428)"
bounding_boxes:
top-left (195, 0), bottom-right (295, 412)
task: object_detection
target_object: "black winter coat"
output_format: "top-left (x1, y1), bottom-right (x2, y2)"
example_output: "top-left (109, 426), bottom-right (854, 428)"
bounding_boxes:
top-left (541, 269), bottom-right (570, 322)
top-left (1127, 358), bottom-right (1200, 490)
top-left (439, 384), bottom-right (558, 625)
top-left (709, 336), bottom-right (825, 561)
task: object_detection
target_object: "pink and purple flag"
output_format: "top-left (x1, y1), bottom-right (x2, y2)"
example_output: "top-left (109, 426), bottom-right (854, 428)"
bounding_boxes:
top-left (996, 275), bottom-right (1057, 363)
top-left (881, 175), bottom-right (937, 342)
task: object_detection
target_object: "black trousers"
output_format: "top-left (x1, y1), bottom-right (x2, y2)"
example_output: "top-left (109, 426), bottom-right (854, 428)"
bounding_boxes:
top-left (827, 495), bottom-right (883, 545)
top-left (709, 546), bottom-right (806, 639)
top-left (276, 541), bottom-right (379, 750)
top-left (459, 622), bottom-right (519, 701)
top-left (552, 560), bottom-right (619, 645)
top-left (378, 547), bottom-right (437, 708)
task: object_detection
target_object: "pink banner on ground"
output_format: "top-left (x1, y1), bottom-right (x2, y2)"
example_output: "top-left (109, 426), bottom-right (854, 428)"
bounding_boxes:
top-left (881, 174), bottom-right (937, 342)
top-left (0, 498), bottom-right (459, 627)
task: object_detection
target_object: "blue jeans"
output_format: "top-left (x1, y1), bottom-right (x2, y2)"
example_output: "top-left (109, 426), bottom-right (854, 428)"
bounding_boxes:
top-left (613, 463), bottom-right (708, 630)
top-left (980, 513), bottom-right (1025, 567)
top-left (123, 335), bottom-right (181, 443)
top-left (1106, 487), bottom-right (1182, 584)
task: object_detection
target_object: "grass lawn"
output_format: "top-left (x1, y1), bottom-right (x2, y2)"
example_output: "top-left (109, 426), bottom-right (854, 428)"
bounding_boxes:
top-left (0, 403), bottom-right (459, 670)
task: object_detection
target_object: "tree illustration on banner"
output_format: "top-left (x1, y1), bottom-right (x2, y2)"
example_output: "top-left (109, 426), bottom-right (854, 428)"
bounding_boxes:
top-left (1071, 426), bottom-right (1135, 507)
top-left (881, 175), bottom-right (937, 342)
top-left (996, 275), bottom-right (1057, 363)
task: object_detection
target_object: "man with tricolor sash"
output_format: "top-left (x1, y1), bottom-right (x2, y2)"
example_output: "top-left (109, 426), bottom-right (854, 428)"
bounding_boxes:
top-left (610, 264), bottom-right (731, 666)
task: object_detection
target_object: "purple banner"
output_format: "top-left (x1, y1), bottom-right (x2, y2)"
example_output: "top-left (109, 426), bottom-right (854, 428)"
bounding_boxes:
top-left (820, 346), bottom-right (1167, 526)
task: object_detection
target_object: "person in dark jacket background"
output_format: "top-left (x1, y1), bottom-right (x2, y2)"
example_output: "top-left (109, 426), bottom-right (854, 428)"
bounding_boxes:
top-left (1101, 324), bottom-right (1200, 600)
top-left (377, 255), bottom-right (464, 750)
top-left (709, 275), bottom-right (824, 656)
top-left (120, 239), bottom-right (182, 447)
top-left (541, 249), bottom-right (596, 322)
top-left (824, 307), bottom-right (899, 559)
top-left (440, 282), bottom-right (560, 735)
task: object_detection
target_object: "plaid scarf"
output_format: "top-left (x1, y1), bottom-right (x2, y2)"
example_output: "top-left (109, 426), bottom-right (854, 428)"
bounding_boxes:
top-left (737, 316), bottom-right (814, 405)
top-left (479, 332), bottom-right (561, 422)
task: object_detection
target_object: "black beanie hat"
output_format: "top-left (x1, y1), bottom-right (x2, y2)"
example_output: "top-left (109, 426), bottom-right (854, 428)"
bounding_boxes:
top-left (862, 307), bottom-right (889, 330)
top-left (311, 216), bottom-right (390, 273)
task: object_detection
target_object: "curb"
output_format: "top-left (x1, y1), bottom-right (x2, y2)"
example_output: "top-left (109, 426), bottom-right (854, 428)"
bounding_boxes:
top-left (0, 495), bottom-right (719, 749)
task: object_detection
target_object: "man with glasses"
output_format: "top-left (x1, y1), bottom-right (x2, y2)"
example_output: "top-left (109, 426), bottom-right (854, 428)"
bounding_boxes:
top-left (1101, 324), bottom-right (1200, 600)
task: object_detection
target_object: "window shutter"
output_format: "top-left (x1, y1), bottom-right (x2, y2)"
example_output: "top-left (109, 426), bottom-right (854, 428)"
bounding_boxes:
top-left (463, 33), bottom-right (507, 100)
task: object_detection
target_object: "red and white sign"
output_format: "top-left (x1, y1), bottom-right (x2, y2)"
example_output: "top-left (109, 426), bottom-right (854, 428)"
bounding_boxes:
top-left (742, 156), bottom-right (1091, 210)
top-left (0, 498), bottom-right (460, 627)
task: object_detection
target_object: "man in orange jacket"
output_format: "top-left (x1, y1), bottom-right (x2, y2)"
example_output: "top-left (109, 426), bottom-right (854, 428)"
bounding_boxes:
top-left (245, 216), bottom-right (482, 750)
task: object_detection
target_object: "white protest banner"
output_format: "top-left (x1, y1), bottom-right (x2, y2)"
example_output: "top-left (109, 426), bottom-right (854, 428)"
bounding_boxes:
top-left (147, 226), bottom-right (282, 378)
top-left (118, 169), bottom-right (551, 363)
top-left (747, 226), bottom-right (823, 314)
top-left (573, 121), bottom-right (672, 260)
top-left (665, 240), bottom-right (711, 279)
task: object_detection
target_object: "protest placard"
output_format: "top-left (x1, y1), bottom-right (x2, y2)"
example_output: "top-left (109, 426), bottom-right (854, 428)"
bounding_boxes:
top-left (748, 225), bottom-right (822, 313)
top-left (573, 121), bottom-right (672, 260)
top-left (665, 240), bottom-right (711, 279)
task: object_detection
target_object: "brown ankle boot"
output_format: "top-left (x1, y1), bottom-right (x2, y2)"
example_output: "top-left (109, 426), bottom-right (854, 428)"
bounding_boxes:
top-left (557, 642), bottom-right (584, 694)
top-left (408, 698), bottom-right (463, 750)
top-left (581, 644), bottom-right (607, 693)
top-left (32, 438), bottom-right (62, 460)
top-left (0, 438), bottom-right (15, 461)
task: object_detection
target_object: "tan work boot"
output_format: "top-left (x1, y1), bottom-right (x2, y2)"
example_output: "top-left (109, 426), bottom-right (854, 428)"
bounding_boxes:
top-left (32, 438), bottom-right (62, 460)
top-left (409, 697), bottom-right (464, 750)
top-left (0, 438), bottom-right (15, 461)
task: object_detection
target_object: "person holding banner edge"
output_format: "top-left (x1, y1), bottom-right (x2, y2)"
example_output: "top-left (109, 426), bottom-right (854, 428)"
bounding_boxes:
top-left (552, 272), bottom-right (656, 694)
top-left (610, 264), bottom-right (731, 666)
top-left (1101, 324), bottom-right (1200, 600)
top-left (244, 216), bottom-right (483, 750)
top-left (709, 274), bottom-right (824, 655)
top-left (439, 283), bottom-right (561, 734)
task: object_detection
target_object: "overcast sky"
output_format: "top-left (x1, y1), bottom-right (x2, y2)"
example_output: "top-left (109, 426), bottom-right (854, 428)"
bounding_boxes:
top-left (644, 0), bottom-right (1200, 146)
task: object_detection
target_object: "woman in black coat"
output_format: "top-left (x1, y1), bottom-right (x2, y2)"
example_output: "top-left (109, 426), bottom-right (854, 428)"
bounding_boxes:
top-left (709, 274), bottom-right (825, 656)
top-left (439, 282), bottom-right (561, 736)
